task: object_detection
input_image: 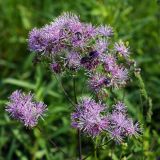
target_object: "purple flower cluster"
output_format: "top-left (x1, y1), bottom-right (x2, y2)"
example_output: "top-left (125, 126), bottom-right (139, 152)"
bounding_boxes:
top-left (27, 12), bottom-right (142, 144)
top-left (108, 102), bottom-right (141, 143)
top-left (6, 90), bottom-right (47, 128)
top-left (88, 73), bottom-right (110, 92)
top-left (71, 97), bottom-right (108, 137)
top-left (28, 12), bottom-right (133, 91)
top-left (71, 99), bottom-right (141, 142)
top-left (28, 12), bottom-right (114, 72)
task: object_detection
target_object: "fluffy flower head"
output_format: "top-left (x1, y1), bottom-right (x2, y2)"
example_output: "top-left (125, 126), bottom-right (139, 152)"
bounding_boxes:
top-left (71, 97), bottom-right (108, 137)
top-left (6, 90), bottom-right (47, 127)
top-left (114, 41), bottom-right (130, 58)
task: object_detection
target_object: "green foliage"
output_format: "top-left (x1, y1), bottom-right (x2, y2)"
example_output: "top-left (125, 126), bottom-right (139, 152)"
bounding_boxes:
top-left (0, 0), bottom-right (159, 159)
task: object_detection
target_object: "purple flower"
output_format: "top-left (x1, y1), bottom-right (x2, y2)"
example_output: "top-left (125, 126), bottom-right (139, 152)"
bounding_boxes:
top-left (113, 101), bottom-right (127, 113)
top-left (125, 120), bottom-right (142, 138)
top-left (103, 54), bottom-right (117, 72)
top-left (71, 23), bottom-right (96, 47)
top-left (88, 73), bottom-right (108, 92)
top-left (53, 12), bottom-right (80, 31)
top-left (94, 38), bottom-right (108, 54)
top-left (28, 26), bottom-right (64, 54)
top-left (107, 102), bottom-right (142, 143)
top-left (66, 52), bottom-right (81, 70)
top-left (28, 28), bottom-right (46, 53)
top-left (83, 23), bottom-right (96, 38)
top-left (96, 25), bottom-right (113, 37)
top-left (71, 97), bottom-right (109, 137)
top-left (110, 128), bottom-right (123, 143)
top-left (114, 41), bottom-right (130, 58)
top-left (111, 66), bottom-right (128, 87)
top-left (6, 90), bottom-right (47, 128)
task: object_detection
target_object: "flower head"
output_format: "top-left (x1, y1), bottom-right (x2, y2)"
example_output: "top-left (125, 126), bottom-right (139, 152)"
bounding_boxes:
top-left (53, 12), bottom-right (80, 28)
top-left (113, 101), bottom-right (127, 113)
top-left (88, 73), bottom-right (110, 92)
top-left (114, 41), bottom-right (130, 58)
top-left (111, 66), bottom-right (128, 87)
top-left (107, 102), bottom-right (142, 143)
top-left (28, 28), bottom-right (46, 53)
top-left (94, 38), bottom-right (108, 54)
top-left (71, 97), bottom-right (109, 137)
top-left (6, 90), bottom-right (47, 128)
top-left (103, 54), bottom-right (117, 72)
top-left (66, 52), bottom-right (81, 70)
top-left (96, 25), bottom-right (113, 37)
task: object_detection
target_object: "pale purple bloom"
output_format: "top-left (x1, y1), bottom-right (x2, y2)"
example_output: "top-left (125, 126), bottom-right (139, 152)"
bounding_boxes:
top-left (28, 28), bottom-right (46, 53)
top-left (66, 52), bottom-right (81, 69)
top-left (28, 13), bottom-right (81, 55)
top-left (88, 73), bottom-right (110, 92)
top-left (97, 25), bottom-right (113, 37)
top-left (111, 66), bottom-right (128, 87)
top-left (53, 13), bottom-right (85, 48)
top-left (83, 23), bottom-right (96, 38)
top-left (107, 102), bottom-right (142, 143)
top-left (94, 38), bottom-right (108, 54)
top-left (71, 24), bottom-right (96, 48)
top-left (114, 41), bottom-right (130, 58)
top-left (103, 54), bottom-right (117, 72)
top-left (28, 26), bottom-right (64, 54)
top-left (110, 111), bottom-right (128, 129)
top-left (125, 120), bottom-right (142, 138)
top-left (53, 12), bottom-right (80, 30)
top-left (71, 32), bottom-right (85, 48)
top-left (6, 90), bottom-right (47, 128)
top-left (110, 128), bottom-right (123, 143)
top-left (113, 101), bottom-right (127, 113)
top-left (88, 73), bottom-right (105, 92)
top-left (71, 97), bottom-right (109, 137)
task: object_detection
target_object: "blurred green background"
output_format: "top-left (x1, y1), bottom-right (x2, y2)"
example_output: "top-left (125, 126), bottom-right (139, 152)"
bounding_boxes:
top-left (0, 0), bottom-right (160, 159)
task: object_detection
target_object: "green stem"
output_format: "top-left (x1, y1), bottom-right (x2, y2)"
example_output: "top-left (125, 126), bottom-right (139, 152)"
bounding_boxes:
top-left (73, 75), bottom-right (78, 104)
top-left (94, 138), bottom-right (98, 160)
top-left (82, 139), bottom-right (112, 160)
top-left (54, 73), bottom-right (75, 107)
top-left (73, 75), bottom-right (82, 160)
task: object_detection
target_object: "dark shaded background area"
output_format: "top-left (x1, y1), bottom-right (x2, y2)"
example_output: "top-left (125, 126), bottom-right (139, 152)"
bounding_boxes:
top-left (0, 0), bottom-right (159, 159)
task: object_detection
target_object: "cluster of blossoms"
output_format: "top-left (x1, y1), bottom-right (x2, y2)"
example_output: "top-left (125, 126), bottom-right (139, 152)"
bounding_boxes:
top-left (28, 12), bottom-right (133, 92)
top-left (6, 90), bottom-right (47, 128)
top-left (71, 97), bottom-right (108, 137)
top-left (6, 13), bottom-right (141, 145)
top-left (71, 98), bottom-right (141, 143)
